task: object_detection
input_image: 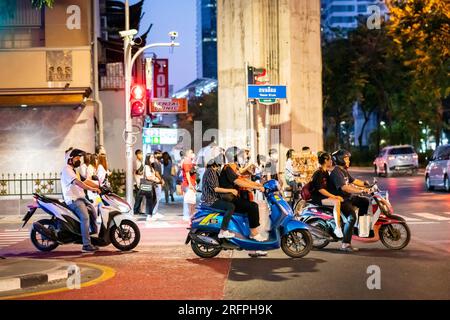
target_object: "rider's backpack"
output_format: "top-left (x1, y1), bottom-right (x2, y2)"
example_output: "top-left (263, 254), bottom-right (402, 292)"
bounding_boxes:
top-left (300, 181), bottom-right (313, 201)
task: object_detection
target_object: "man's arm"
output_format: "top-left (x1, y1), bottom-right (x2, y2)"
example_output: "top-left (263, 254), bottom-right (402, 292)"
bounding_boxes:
top-left (214, 187), bottom-right (238, 196)
top-left (234, 178), bottom-right (264, 191)
top-left (341, 184), bottom-right (367, 194)
top-left (73, 179), bottom-right (100, 193)
top-left (84, 179), bottom-right (99, 189)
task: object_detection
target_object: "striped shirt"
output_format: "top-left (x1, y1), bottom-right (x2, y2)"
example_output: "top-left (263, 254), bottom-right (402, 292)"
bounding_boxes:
top-left (201, 168), bottom-right (219, 205)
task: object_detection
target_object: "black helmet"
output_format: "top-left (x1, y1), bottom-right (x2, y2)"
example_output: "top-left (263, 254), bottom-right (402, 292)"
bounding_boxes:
top-left (66, 148), bottom-right (85, 163)
top-left (225, 146), bottom-right (243, 163)
top-left (332, 149), bottom-right (351, 166)
top-left (207, 154), bottom-right (225, 168)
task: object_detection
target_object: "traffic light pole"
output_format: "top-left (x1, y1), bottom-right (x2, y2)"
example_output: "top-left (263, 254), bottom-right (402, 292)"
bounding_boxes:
top-left (122, 32), bottom-right (179, 207)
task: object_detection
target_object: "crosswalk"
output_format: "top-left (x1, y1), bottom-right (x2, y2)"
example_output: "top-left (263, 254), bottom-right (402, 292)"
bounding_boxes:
top-left (0, 229), bottom-right (29, 249)
top-left (401, 212), bottom-right (450, 224)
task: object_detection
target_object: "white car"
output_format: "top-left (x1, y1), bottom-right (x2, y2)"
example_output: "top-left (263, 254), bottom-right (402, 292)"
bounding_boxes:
top-left (373, 145), bottom-right (419, 177)
top-left (425, 144), bottom-right (450, 191)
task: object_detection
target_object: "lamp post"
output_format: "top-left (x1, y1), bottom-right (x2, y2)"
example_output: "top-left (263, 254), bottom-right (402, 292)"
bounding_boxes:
top-left (121, 2), bottom-right (180, 207)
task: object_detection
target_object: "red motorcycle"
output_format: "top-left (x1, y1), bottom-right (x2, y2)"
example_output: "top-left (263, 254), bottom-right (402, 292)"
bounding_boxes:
top-left (298, 180), bottom-right (411, 250)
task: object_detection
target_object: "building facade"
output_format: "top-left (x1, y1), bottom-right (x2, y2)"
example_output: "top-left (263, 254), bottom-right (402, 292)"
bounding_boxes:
top-left (321, 0), bottom-right (388, 38)
top-left (0, 0), bottom-right (95, 174)
top-left (196, 0), bottom-right (217, 79)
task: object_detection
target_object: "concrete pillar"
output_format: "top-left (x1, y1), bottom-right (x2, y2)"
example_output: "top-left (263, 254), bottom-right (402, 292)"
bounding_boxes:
top-left (217, 0), bottom-right (323, 169)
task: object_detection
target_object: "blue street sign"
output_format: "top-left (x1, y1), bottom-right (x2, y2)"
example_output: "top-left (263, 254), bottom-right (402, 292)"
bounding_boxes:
top-left (248, 85), bottom-right (287, 99)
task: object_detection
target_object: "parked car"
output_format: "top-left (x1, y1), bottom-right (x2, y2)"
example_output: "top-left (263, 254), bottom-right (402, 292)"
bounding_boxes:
top-left (373, 145), bottom-right (419, 177)
top-left (425, 144), bottom-right (450, 191)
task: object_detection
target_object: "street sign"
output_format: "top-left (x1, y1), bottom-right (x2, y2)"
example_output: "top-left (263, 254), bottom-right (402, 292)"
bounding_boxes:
top-left (248, 85), bottom-right (287, 99)
top-left (150, 98), bottom-right (188, 114)
top-left (258, 98), bottom-right (277, 105)
top-left (153, 59), bottom-right (169, 98)
top-left (143, 128), bottom-right (178, 145)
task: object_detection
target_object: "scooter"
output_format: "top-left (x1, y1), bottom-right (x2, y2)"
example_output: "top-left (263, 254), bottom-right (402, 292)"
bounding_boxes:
top-left (298, 180), bottom-right (411, 250)
top-left (22, 187), bottom-right (140, 252)
top-left (186, 180), bottom-right (314, 258)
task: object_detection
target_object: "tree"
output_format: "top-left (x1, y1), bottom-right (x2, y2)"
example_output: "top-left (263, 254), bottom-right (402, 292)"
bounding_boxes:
top-left (322, 38), bottom-right (357, 150)
top-left (31, 0), bottom-right (54, 9)
top-left (388, 0), bottom-right (450, 146)
top-left (176, 89), bottom-right (218, 149)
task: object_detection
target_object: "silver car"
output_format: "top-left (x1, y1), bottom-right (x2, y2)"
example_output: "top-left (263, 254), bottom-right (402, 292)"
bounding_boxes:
top-left (373, 145), bottom-right (419, 177)
top-left (425, 144), bottom-right (450, 191)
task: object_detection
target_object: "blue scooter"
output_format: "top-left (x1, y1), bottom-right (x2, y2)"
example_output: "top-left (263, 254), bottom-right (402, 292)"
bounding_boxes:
top-left (186, 180), bottom-right (313, 258)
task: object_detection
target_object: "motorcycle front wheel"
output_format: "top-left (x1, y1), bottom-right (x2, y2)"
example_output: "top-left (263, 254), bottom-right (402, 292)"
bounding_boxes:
top-left (281, 229), bottom-right (313, 258)
top-left (308, 220), bottom-right (331, 249)
top-left (30, 219), bottom-right (59, 252)
top-left (190, 231), bottom-right (222, 258)
top-left (110, 220), bottom-right (141, 251)
top-left (379, 223), bottom-right (411, 250)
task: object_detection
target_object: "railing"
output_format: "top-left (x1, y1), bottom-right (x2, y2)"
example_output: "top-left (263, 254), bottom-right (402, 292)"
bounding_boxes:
top-left (0, 173), bottom-right (61, 199)
top-left (0, 170), bottom-right (126, 199)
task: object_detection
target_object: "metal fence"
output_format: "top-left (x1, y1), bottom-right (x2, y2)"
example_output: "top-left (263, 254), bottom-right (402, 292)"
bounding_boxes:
top-left (0, 170), bottom-right (126, 199)
top-left (0, 173), bottom-right (61, 199)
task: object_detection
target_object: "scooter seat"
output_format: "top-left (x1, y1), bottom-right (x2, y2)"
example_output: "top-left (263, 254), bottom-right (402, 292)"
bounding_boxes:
top-left (34, 193), bottom-right (71, 209)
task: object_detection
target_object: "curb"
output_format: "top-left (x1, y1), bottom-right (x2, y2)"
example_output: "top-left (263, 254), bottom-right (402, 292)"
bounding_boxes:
top-left (0, 266), bottom-right (69, 293)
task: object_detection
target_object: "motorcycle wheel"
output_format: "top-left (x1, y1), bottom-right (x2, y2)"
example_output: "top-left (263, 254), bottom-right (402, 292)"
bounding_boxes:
top-left (110, 220), bottom-right (141, 251)
top-left (379, 223), bottom-right (411, 250)
top-left (308, 220), bottom-right (331, 249)
top-left (281, 229), bottom-right (312, 258)
top-left (30, 219), bottom-right (59, 252)
top-left (190, 231), bottom-right (222, 258)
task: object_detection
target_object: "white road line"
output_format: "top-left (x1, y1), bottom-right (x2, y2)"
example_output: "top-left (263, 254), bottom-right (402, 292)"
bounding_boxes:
top-left (4, 229), bottom-right (29, 232)
top-left (408, 221), bottom-right (441, 225)
top-left (402, 216), bottom-right (422, 222)
top-left (409, 212), bottom-right (450, 221)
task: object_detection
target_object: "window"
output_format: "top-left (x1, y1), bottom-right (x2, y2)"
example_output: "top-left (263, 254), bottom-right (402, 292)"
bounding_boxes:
top-left (358, 5), bottom-right (367, 13)
top-left (330, 5), bottom-right (355, 13)
top-left (0, 0), bottom-right (44, 49)
top-left (437, 146), bottom-right (450, 160)
top-left (388, 147), bottom-right (415, 155)
top-left (330, 16), bottom-right (355, 23)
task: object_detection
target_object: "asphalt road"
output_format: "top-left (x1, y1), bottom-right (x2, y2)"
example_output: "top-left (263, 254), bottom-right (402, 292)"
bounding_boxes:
top-left (0, 170), bottom-right (449, 300)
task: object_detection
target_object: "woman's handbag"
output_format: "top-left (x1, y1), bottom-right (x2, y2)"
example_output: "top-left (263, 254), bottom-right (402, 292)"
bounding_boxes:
top-left (139, 178), bottom-right (155, 193)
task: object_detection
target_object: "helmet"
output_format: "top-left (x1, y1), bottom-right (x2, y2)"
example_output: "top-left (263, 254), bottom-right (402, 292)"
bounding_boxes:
top-left (225, 146), bottom-right (243, 163)
top-left (207, 154), bottom-right (225, 168)
top-left (332, 149), bottom-right (351, 167)
top-left (66, 148), bottom-right (86, 164)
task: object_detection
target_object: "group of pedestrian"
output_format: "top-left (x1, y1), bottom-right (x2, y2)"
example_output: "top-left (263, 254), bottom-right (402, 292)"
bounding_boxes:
top-left (133, 149), bottom-right (175, 221)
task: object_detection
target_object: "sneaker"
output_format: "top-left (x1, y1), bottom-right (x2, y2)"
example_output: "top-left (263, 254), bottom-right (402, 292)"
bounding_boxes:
top-left (81, 244), bottom-right (99, 253)
top-left (334, 227), bottom-right (344, 238)
top-left (340, 245), bottom-right (359, 253)
top-left (155, 213), bottom-right (165, 220)
top-left (248, 250), bottom-right (268, 257)
top-left (182, 216), bottom-right (191, 222)
top-left (146, 215), bottom-right (157, 221)
top-left (170, 195), bottom-right (175, 202)
top-left (249, 234), bottom-right (268, 242)
top-left (218, 230), bottom-right (235, 239)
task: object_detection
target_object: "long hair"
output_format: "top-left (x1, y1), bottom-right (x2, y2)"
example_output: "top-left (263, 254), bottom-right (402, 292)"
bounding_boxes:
top-left (98, 154), bottom-right (108, 171)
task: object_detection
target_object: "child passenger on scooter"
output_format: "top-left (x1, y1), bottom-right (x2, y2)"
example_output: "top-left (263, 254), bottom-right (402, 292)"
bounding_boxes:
top-left (311, 152), bottom-right (344, 238)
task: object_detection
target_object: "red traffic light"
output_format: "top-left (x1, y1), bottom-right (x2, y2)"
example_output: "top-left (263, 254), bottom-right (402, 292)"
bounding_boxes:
top-left (130, 84), bottom-right (147, 118)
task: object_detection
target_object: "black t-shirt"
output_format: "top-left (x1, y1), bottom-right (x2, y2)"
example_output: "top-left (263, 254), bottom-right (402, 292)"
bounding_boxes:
top-left (219, 165), bottom-right (239, 190)
top-left (329, 166), bottom-right (355, 199)
top-left (311, 169), bottom-right (330, 204)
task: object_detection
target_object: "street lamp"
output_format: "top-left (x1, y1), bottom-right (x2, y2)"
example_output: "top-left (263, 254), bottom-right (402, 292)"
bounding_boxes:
top-left (121, 3), bottom-right (180, 207)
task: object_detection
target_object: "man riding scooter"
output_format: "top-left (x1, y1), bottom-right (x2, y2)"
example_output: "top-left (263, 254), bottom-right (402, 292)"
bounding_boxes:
top-left (61, 148), bottom-right (101, 253)
top-left (329, 149), bottom-right (371, 252)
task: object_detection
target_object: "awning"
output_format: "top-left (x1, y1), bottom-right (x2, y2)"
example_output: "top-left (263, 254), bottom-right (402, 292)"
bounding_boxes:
top-left (0, 87), bottom-right (92, 107)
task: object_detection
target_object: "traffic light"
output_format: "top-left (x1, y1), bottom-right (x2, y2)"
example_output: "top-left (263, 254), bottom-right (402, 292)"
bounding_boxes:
top-left (130, 84), bottom-right (147, 117)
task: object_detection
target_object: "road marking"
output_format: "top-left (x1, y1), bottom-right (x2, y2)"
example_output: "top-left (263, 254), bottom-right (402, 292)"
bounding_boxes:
top-left (408, 221), bottom-right (442, 225)
top-left (1, 262), bottom-right (116, 300)
top-left (402, 216), bottom-right (422, 222)
top-left (409, 212), bottom-right (450, 221)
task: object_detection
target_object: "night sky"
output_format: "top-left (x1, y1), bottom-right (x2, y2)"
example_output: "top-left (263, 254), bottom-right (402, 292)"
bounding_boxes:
top-left (136, 0), bottom-right (197, 93)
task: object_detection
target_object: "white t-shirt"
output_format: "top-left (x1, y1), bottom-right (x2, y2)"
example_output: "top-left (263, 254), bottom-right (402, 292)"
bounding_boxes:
top-left (97, 165), bottom-right (107, 186)
top-left (134, 159), bottom-right (144, 186)
top-left (61, 165), bottom-right (85, 204)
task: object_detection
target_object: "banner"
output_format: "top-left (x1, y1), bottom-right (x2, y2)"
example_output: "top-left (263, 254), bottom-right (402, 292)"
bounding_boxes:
top-left (150, 98), bottom-right (188, 114)
top-left (153, 59), bottom-right (169, 98)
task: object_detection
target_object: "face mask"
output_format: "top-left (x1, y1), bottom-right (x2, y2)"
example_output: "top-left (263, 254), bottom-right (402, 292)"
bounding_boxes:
top-left (73, 160), bottom-right (81, 168)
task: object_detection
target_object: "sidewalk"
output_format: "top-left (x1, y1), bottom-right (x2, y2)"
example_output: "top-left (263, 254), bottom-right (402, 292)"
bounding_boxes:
top-left (0, 257), bottom-right (72, 294)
